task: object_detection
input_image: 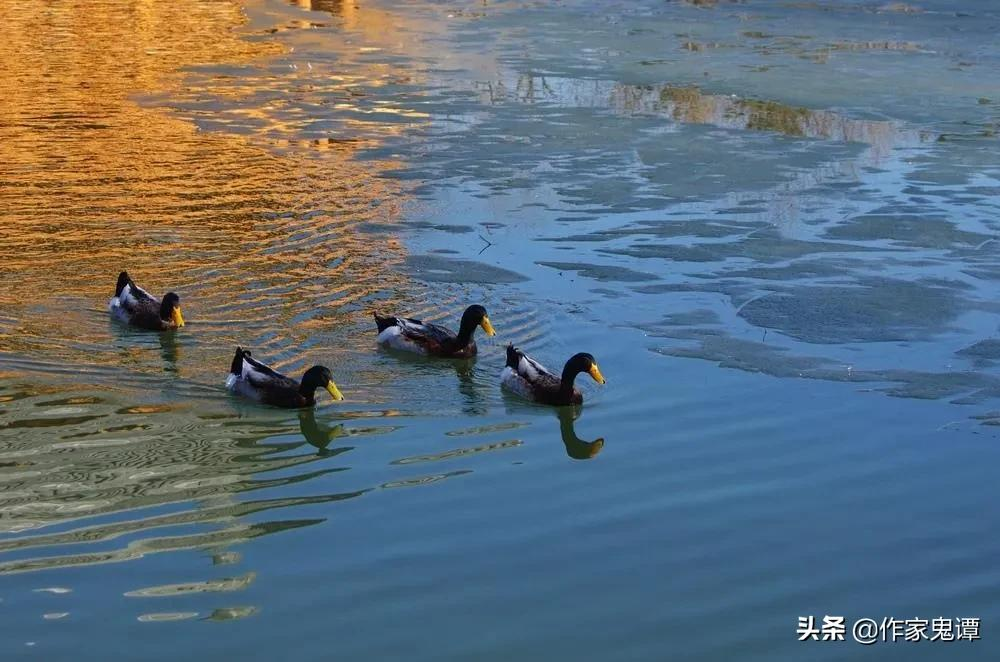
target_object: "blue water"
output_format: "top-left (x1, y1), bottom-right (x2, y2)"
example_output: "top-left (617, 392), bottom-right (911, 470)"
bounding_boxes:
top-left (2, 0), bottom-right (999, 659)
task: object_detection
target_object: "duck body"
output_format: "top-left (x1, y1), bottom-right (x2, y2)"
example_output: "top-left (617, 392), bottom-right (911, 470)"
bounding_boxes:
top-left (109, 271), bottom-right (184, 331)
top-left (374, 315), bottom-right (474, 357)
top-left (226, 347), bottom-right (343, 409)
top-left (501, 344), bottom-right (605, 406)
top-left (374, 305), bottom-right (495, 358)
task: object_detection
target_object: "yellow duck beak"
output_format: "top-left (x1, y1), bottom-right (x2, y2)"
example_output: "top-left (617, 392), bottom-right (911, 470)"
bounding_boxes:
top-left (171, 306), bottom-right (185, 328)
top-left (588, 363), bottom-right (606, 385)
top-left (588, 438), bottom-right (606, 458)
top-left (325, 382), bottom-right (344, 401)
top-left (480, 316), bottom-right (496, 337)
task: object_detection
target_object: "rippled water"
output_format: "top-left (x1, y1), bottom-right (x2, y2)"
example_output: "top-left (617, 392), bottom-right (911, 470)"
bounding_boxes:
top-left (2, 0), bottom-right (1000, 659)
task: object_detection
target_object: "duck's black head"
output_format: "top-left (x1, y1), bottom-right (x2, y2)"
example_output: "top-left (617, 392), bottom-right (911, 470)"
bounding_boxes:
top-left (115, 271), bottom-right (132, 297)
top-left (561, 353), bottom-right (606, 386)
top-left (299, 365), bottom-right (344, 401)
top-left (159, 292), bottom-right (184, 327)
top-left (457, 304), bottom-right (496, 343)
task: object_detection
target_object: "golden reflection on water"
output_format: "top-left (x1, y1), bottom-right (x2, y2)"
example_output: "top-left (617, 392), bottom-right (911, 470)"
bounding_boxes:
top-left (0, 0), bottom-right (409, 373)
top-left (0, 0), bottom-right (414, 575)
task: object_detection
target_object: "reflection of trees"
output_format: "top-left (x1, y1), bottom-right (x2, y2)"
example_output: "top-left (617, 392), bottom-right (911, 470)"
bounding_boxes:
top-left (649, 85), bottom-right (934, 162)
top-left (477, 74), bottom-right (933, 161)
top-left (472, 74), bottom-right (937, 229)
top-left (297, 0), bottom-right (346, 14)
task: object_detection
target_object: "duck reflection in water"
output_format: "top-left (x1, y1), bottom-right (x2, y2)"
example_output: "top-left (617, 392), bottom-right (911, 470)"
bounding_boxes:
top-left (159, 330), bottom-right (180, 374)
top-left (454, 359), bottom-right (489, 416)
top-left (107, 318), bottom-right (182, 375)
top-left (298, 410), bottom-right (351, 457)
top-left (376, 349), bottom-right (488, 416)
top-left (558, 407), bottom-right (604, 460)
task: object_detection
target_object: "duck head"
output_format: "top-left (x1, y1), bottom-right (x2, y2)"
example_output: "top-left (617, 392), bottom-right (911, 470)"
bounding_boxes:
top-left (300, 365), bottom-right (344, 401)
top-left (159, 292), bottom-right (185, 328)
top-left (457, 304), bottom-right (496, 343)
top-left (562, 353), bottom-right (606, 386)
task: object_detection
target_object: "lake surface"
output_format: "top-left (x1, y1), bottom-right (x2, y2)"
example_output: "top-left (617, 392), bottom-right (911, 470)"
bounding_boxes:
top-left (2, 0), bottom-right (999, 659)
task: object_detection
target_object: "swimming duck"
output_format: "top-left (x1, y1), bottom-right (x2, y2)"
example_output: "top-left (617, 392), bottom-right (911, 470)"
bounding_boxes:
top-left (501, 344), bottom-right (606, 406)
top-left (373, 305), bottom-right (496, 358)
top-left (226, 347), bottom-right (343, 408)
top-left (109, 271), bottom-right (185, 331)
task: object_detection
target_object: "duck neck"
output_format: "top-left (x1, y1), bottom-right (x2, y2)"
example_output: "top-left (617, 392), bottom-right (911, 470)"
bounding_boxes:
top-left (559, 364), bottom-right (580, 396)
top-left (454, 320), bottom-right (476, 348)
top-left (158, 300), bottom-right (174, 322)
top-left (298, 379), bottom-right (319, 403)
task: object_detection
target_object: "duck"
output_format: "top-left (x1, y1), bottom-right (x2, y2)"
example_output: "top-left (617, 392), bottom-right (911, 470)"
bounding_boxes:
top-left (501, 344), bottom-right (606, 406)
top-left (109, 271), bottom-right (185, 331)
top-left (373, 304), bottom-right (495, 358)
top-left (226, 347), bottom-right (343, 408)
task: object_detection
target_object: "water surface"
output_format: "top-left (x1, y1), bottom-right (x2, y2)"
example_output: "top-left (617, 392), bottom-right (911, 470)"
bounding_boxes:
top-left (2, 0), bottom-right (1000, 660)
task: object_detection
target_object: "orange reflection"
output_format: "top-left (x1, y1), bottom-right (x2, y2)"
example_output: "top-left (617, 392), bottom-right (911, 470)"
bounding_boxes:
top-left (0, 0), bottom-right (417, 571)
top-left (0, 0), bottom-right (409, 374)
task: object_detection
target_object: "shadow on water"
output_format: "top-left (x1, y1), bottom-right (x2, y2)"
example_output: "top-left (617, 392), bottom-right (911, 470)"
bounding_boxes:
top-left (501, 393), bottom-right (606, 460)
top-left (377, 346), bottom-right (492, 415)
top-left (298, 409), bottom-right (352, 456)
top-left (557, 407), bottom-right (605, 460)
top-left (159, 331), bottom-right (181, 375)
top-left (453, 360), bottom-right (491, 417)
